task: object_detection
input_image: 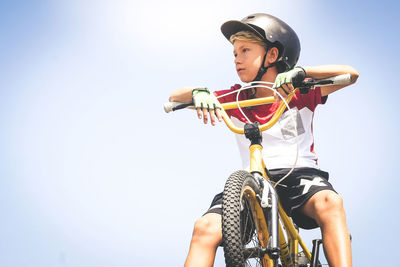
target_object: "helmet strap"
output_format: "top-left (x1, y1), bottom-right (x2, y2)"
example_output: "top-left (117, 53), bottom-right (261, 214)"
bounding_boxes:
top-left (253, 51), bottom-right (279, 82)
top-left (249, 50), bottom-right (278, 99)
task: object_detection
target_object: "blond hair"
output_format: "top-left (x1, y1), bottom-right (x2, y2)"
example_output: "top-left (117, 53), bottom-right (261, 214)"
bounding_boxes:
top-left (229, 31), bottom-right (268, 51)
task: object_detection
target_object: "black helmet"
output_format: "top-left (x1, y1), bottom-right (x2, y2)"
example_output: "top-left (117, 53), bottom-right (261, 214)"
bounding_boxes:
top-left (221, 13), bottom-right (300, 71)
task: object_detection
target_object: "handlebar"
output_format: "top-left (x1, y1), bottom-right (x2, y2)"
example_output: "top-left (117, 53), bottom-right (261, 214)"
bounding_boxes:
top-left (164, 73), bottom-right (352, 134)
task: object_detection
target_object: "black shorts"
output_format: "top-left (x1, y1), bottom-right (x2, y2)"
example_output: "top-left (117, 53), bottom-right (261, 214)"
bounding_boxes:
top-left (204, 168), bottom-right (336, 229)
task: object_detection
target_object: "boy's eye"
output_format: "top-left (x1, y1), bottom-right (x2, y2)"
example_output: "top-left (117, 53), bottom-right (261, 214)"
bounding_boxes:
top-left (243, 48), bottom-right (249, 53)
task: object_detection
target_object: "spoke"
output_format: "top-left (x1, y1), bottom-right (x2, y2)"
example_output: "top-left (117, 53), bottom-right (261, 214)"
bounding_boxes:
top-left (243, 247), bottom-right (266, 258)
top-left (241, 198), bottom-right (266, 266)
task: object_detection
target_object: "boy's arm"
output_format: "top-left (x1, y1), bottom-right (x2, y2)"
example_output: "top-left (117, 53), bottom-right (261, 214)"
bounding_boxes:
top-left (303, 65), bottom-right (359, 96)
top-left (169, 87), bottom-right (194, 103)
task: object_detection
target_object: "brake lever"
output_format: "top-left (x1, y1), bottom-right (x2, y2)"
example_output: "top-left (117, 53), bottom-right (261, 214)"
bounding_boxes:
top-left (291, 70), bottom-right (309, 94)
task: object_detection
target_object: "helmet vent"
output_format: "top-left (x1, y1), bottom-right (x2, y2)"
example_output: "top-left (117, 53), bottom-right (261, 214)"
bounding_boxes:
top-left (247, 15), bottom-right (255, 19)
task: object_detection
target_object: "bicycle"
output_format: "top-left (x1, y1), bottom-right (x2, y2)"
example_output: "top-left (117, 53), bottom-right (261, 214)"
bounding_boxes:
top-left (164, 73), bottom-right (352, 267)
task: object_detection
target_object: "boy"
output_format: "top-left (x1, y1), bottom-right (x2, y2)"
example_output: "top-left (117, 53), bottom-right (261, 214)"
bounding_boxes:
top-left (169, 13), bottom-right (359, 267)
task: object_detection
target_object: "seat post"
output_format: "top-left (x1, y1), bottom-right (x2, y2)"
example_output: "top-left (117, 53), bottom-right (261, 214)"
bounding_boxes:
top-left (310, 239), bottom-right (322, 267)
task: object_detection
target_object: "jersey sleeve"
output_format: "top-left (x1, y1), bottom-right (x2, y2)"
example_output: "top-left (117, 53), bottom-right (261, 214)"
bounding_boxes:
top-left (213, 84), bottom-right (243, 118)
top-left (213, 84), bottom-right (241, 103)
top-left (298, 87), bottom-right (328, 111)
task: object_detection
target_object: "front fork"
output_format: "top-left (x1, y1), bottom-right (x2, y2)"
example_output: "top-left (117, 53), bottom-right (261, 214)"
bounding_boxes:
top-left (256, 172), bottom-right (299, 267)
top-left (253, 172), bottom-right (280, 260)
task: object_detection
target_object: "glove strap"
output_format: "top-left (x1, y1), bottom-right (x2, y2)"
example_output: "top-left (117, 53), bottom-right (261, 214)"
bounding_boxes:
top-left (192, 87), bottom-right (210, 96)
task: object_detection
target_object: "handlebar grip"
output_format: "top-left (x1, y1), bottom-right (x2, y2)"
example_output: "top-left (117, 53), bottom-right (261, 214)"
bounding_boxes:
top-left (327, 73), bottom-right (352, 85)
top-left (163, 101), bottom-right (192, 113)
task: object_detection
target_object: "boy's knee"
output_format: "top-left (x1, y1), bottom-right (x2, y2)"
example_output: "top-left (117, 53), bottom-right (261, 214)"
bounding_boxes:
top-left (304, 190), bottom-right (344, 218)
top-left (192, 215), bottom-right (222, 245)
top-left (323, 192), bottom-right (343, 211)
top-left (193, 216), bottom-right (219, 236)
top-left (312, 191), bottom-right (345, 220)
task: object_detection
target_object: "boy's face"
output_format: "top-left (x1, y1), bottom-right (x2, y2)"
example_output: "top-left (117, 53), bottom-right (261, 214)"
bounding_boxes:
top-left (233, 40), bottom-right (266, 83)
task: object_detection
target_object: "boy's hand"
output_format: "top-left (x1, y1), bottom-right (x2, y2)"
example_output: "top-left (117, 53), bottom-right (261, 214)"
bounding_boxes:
top-left (192, 88), bottom-right (223, 126)
top-left (273, 67), bottom-right (306, 101)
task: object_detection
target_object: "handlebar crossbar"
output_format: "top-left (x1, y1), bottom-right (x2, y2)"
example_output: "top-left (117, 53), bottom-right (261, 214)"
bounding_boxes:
top-left (220, 93), bottom-right (295, 134)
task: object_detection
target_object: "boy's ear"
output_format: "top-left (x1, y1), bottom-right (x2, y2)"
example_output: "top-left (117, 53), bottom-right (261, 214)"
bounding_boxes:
top-left (267, 47), bottom-right (279, 64)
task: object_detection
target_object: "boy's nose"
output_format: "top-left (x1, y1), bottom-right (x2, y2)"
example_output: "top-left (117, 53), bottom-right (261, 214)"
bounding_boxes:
top-left (234, 56), bottom-right (241, 65)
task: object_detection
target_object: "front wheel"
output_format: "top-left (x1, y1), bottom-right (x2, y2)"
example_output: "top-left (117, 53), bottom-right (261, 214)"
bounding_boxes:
top-left (222, 170), bottom-right (277, 267)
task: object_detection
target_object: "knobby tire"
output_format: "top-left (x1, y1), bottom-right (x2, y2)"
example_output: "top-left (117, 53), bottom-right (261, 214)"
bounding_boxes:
top-left (222, 170), bottom-right (277, 267)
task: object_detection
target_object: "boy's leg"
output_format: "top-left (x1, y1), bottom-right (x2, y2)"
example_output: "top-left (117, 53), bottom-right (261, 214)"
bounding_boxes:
top-left (184, 213), bottom-right (222, 267)
top-left (302, 190), bottom-right (352, 267)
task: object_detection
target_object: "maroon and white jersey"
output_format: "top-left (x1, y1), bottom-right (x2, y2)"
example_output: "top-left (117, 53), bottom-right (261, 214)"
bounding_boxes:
top-left (214, 84), bottom-right (327, 170)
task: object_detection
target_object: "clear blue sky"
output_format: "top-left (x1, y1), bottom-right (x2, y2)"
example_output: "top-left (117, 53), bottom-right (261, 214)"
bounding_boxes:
top-left (0, 0), bottom-right (398, 266)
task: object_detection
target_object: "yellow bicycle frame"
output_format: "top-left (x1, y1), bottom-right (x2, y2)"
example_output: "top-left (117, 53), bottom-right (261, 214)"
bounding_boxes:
top-left (219, 89), bottom-right (312, 267)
